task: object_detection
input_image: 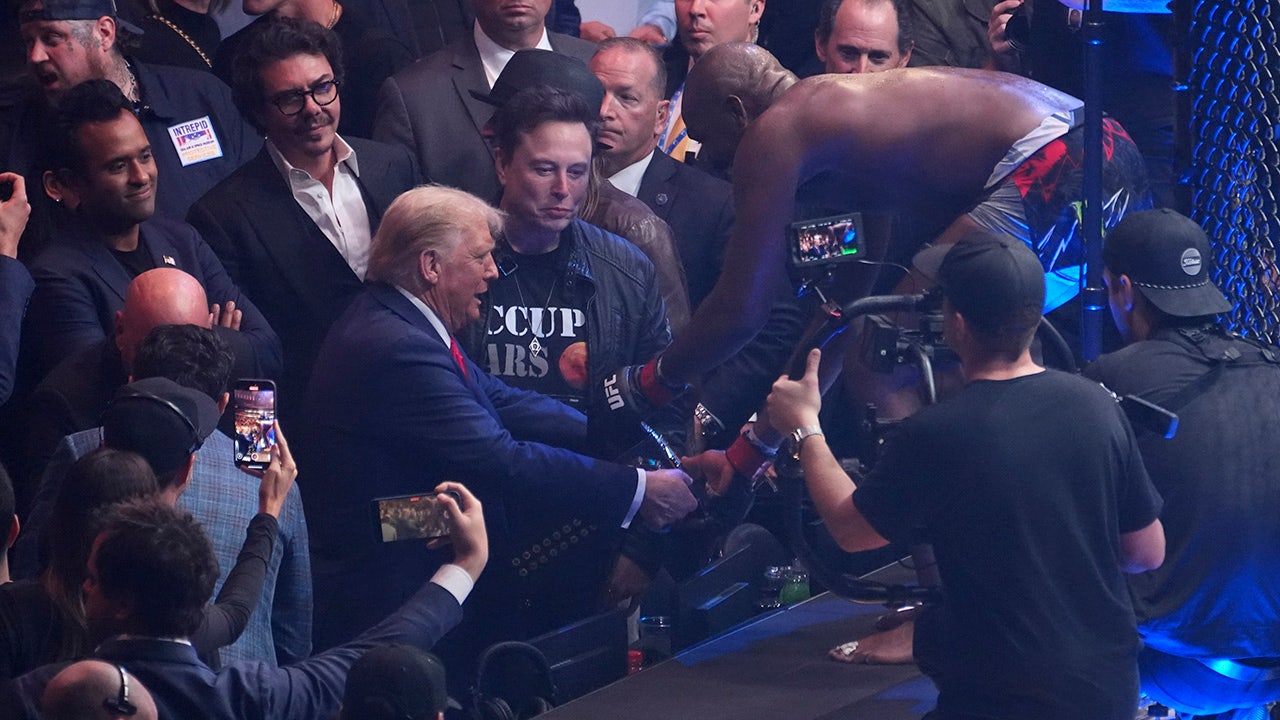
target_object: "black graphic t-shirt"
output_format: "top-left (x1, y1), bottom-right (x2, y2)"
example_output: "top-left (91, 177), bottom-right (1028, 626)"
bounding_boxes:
top-left (484, 243), bottom-right (588, 408)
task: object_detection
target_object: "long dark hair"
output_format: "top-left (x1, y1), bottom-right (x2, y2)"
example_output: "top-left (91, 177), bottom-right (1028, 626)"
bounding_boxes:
top-left (41, 447), bottom-right (158, 660)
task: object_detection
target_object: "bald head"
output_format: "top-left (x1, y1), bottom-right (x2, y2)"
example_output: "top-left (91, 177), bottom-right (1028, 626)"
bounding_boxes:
top-left (683, 43), bottom-right (796, 171)
top-left (114, 268), bottom-right (212, 370)
top-left (42, 661), bottom-right (159, 720)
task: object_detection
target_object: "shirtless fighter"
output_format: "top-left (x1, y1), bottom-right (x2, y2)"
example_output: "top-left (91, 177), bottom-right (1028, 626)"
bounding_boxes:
top-left (606, 43), bottom-right (1151, 437)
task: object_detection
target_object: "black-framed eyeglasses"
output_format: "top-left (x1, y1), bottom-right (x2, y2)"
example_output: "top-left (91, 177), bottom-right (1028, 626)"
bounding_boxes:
top-left (270, 79), bottom-right (340, 116)
top-left (103, 665), bottom-right (139, 717)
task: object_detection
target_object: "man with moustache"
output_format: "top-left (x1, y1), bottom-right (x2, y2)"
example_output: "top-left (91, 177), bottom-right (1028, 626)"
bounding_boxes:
top-left (189, 17), bottom-right (417, 422)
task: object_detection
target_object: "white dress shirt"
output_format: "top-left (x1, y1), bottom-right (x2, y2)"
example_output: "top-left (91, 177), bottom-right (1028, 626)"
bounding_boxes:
top-left (266, 136), bottom-right (374, 280)
top-left (474, 22), bottom-right (555, 89)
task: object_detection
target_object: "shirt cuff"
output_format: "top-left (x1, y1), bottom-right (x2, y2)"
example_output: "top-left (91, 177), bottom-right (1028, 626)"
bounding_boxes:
top-left (620, 468), bottom-right (646, 529)
top-left (430, 563), bottom-right (474, 605)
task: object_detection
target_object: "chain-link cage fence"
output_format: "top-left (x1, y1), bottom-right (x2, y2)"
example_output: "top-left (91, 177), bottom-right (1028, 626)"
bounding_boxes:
top-left (1188, 0), bottom-right (1280, 343)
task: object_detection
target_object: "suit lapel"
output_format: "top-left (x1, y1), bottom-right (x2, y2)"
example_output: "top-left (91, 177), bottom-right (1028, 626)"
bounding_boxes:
top-left (240, 151), bottom-right (361, 301)
top-left (637, 151), bottom-right (679, 222)
top-left (451, 38), bottom-right (497, 147)
top-left (72, 222), bottom-right (132, 304)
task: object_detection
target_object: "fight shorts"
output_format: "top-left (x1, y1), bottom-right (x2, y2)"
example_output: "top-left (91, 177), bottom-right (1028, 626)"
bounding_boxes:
top-left (968, 114), bottom-right (1153, 311)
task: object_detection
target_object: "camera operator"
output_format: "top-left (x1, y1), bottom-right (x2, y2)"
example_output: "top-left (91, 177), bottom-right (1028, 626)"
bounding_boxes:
top-left (1084, 209), bottom-right (1280, 717)
top-left (764, 230), bottom-right (1165, 719)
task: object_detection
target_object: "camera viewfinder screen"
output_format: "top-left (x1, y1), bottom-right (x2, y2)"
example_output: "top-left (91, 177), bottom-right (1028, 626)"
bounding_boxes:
top-left (791, 214), bottom-right (864, 267)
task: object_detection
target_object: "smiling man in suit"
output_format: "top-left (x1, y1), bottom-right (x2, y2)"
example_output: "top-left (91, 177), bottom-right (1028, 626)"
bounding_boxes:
top-left (25, 80), bottom-right (280, 384)
top-left (372, 0), bottom-right (593, 202)
top-left (188, 17), bottom-right (418, 421)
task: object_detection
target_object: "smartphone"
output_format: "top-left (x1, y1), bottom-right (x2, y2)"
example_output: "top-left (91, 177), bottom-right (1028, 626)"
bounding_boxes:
top-left (787, 212), bottom-right (866, 271)
top-left (232, 380), bottom-right (276, 470)
top-left (371, 491), bottom-right (461, 543)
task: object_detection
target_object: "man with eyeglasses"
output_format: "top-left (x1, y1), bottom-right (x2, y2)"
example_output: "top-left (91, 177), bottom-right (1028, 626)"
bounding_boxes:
top-left (189, 16), bottom-right (417, 425)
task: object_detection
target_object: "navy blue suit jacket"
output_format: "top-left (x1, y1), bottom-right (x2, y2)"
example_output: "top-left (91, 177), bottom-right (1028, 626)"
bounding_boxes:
top-left (24, 215), bottom-right (282, 381)
top-left (636, 149), bottom-right (734, 309)
top-left (305, 283), bottom-right (637, 646)
top-left (0, 257), bottom-right (33, 405)
top-left (3, 582), bottom-right (461, 720)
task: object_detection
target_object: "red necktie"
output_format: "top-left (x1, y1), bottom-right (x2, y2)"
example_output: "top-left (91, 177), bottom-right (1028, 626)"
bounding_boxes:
top-left (449, 337), bottom-right (469, 379)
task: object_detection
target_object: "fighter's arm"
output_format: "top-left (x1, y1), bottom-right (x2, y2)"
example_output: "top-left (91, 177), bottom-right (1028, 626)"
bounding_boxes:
top-left (660, 105), bottom-right (813, 385)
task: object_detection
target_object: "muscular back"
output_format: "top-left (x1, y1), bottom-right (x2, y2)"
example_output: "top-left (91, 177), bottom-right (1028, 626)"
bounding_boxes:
top-left (753, 68), bottom-right (1082, 211)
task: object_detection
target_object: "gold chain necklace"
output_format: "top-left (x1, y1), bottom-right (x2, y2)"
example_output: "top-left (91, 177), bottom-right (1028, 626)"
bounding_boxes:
top-left (149, 13), bottom-right (212, 68)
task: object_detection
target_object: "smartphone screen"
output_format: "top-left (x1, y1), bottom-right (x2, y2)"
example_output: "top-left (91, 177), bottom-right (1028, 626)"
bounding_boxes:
top-left (788, 213), bottom-right (865, 269)
top-left (233, 380), bottom-right (276, 470)
top-left (372, 492), bottom-right (457, 542)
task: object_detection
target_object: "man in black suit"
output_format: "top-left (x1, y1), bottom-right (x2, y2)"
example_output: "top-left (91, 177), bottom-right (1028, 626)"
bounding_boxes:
top-left (372, 0), bottom-right (593, 202)
top-left (189, 17), bottom-right (418, 421)
top-left (590, 38), bottom-right (732, 310)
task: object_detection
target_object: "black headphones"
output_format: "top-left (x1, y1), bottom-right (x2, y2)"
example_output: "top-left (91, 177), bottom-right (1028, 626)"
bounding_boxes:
top-left (102, 389), bottom-right (205, 456)
top-left (103, 665), bottom-right (139, 717)
top-left (470, 642), bottom-right (556, 720)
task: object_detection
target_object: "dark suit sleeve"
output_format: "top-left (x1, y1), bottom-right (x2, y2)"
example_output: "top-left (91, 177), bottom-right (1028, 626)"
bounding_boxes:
top-left (398, 341), bottom-right (638, 524)
top-left (190, 225), bottom-right (284, 381)
top-left (253, 582), bottom-right (463, 718)
top-left (0, 257), bottom-right (34, 405)
top-left (187, 198), bottom-right (247, 286)
top-left (25, 256), bottom-right (111, 372)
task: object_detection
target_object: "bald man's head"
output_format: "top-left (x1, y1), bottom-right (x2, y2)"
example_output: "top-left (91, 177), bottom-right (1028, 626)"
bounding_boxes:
top-left (114, 268), bottom-right (212, 371)
top-left (42, 660), bottom-right (159, 720)
top-left (683, 43), bottom-right (796, 171)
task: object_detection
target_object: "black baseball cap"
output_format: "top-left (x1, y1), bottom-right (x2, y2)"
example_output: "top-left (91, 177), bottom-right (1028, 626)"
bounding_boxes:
top-left (18, 0), bottom-right (143, 34)
top-left (343, 645), bottom-right (461, 719)
top-left (1102, 208), bottom-right (1232, 318)
top-left (100, 377), bottom-right (219, 477)
top-left (471, 49), bottom-right (604, 111)
top-left (913, 231), bottom-right (1046, 332)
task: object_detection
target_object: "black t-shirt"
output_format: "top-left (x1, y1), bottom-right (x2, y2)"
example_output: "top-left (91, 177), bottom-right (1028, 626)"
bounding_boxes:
top-left (854, 369), bottom-right (1162, 719)
top-left (1085, 328), bottom-right (1280, 659)
top-left (483, 243), bottom-right (588, 409)
top-left (109, 236), bottom-right (157, 279)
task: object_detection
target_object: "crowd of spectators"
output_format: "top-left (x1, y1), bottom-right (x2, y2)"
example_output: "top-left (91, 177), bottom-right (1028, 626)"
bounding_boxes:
top-left (1, 0), bottom-right (1273, 719)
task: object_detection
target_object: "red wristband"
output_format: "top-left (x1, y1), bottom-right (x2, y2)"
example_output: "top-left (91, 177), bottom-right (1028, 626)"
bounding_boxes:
top-left (725, 435), bottom-right (772, 479)
top-left (637, 357), bottom-right (678, 406)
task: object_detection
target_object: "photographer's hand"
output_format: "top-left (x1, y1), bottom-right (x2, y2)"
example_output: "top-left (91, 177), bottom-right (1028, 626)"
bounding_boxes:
top-left (765, 349), bottom-right (823, 434)
top-left (434, 482), bottom-right (488, 583)
top-left (986, 0), bottom-right (1025, 71)
top-left (241, 421), bottom-right (296, 518)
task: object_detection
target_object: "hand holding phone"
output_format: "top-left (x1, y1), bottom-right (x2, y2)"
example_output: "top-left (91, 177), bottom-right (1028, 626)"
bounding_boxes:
top-left (372, 491), bottom-right (461, 543)
top-left (240, 420), bottom-right (297, 518)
